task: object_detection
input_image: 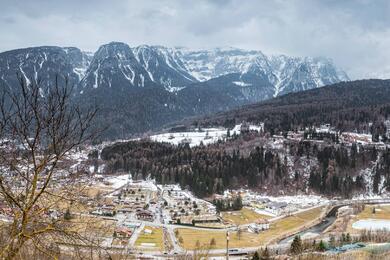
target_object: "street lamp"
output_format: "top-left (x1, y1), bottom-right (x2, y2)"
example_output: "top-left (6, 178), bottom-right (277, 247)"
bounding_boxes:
top-left (226, 230), bottom-right (229, 260)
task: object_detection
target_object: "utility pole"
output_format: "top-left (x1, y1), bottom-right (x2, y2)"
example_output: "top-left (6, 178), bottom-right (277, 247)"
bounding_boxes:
top-left (226, 230), bottom-right (229, 260)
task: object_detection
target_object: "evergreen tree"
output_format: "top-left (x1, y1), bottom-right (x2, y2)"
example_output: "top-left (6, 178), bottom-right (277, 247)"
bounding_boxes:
top-left (346, 233), bottom-right (351, 243)
top-left (252, 251), bottom-right (260, 260)
top-left (64, 208), bottom-right (72, 220)
top-left (317, 240), bottom-right (327, 251)
top-left (260, 247), bottom-right (270, 260)
top-left (290, 235), bottom-right (303, 254)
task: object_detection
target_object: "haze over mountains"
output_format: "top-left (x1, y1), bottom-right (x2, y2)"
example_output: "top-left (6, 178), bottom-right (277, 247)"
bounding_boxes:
top-left (0, 42), bottom-right (349, 138)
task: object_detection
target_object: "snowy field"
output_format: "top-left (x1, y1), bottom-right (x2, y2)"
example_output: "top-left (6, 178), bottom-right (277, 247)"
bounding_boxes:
top-left (149, 123), bottom-right (262, 147)
top-left (98, 174), bottom-right (158, 191)
top-left (103, 174), bottom-right (131, 189)
top-left (150, 127), bottom-right (228, 147)
top-left (266, 195), bottom-right (328, 208)
top-left (352, 219), bottom-right (390, 230)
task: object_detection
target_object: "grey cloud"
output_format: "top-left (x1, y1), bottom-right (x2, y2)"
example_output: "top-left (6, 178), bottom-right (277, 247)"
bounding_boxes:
top-left (0, 0), bottom-right (389, 79)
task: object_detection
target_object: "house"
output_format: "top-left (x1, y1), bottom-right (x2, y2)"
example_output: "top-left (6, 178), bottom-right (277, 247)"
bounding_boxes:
top-left (91, 204), bottom-right (116, 216)
top-left (340, 132), bottom-right (373, 144)
top-left (101, 205), bottom-right (116, 216)
top-left (265, 202), bottom-right (288, 215)
top-left (248, 220), bottom-right (270, 233)
top-left (118, 206), bottom-right (133, 213)
top-left (317, 124), bottom-right (332, 133)
top-left (122, 222), bottom-right (141, 228)
top-left (181, 214), bottom-right (220, 225)
top-left (115, 227), bottom-right (133, 239)
top-left (287, 131), bottom-right (304, 140)
top-left (136, 210), bottom-right (154, 221)
top-left (47, 209), bottom-right (60, 220)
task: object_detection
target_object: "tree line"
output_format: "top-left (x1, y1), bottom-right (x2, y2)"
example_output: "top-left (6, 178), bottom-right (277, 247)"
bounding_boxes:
top-left (99, 136), bottom-right (390, 198)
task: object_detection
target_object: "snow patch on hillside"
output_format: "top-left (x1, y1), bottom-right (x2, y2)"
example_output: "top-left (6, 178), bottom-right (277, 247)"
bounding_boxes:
top-left (149, 123), bottom-right (262, 147)
top-left (233, 81), bottom-right (252, 87)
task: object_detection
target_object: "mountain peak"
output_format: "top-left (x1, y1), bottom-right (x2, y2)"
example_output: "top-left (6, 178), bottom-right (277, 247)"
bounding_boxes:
top-left (0, 43), bottom-right (350, 138)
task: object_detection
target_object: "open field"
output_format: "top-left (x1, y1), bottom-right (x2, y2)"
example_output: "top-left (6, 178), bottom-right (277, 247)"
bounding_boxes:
top-left (355, 205), bottom-right (390, 220)
top-left (264, 206), bottom-right (325, 243)
top-left (176, 206), bottom-right (324, 250)
top-left (221, 207), bottom-right (272, 225)
top-left (347, 204), bottom-right (390, 233)
top-left (68, 215), bottom-right (116, 237)
top-left (135, 226), bottom-right (164, 251)
top-left (175, 228), bottom-right (262, 250)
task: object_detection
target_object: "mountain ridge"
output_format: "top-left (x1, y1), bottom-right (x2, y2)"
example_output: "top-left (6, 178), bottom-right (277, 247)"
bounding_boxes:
top-left (0, 42), bottom-right (349, 138)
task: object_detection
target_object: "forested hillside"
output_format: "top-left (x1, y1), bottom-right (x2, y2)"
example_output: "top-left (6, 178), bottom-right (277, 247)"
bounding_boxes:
top-left (191, 79), bottom-right (390, 137)
top-left (98, 133), bottom-right (390, 198)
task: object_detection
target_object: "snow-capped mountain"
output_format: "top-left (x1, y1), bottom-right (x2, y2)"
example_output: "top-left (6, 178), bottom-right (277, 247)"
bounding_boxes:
top-left (79, 42), bottom-right (157, 91)
top-left (178, 47), bottom-right (267, 81)
top-left (0, 42), bottom-right (349, 138)
top-left (177, 47), bottom-right (349, 98)
top-left (132, 45), bottom-right (196, 92)
top-left (78, 42), bottom-right (198, 92)
top-left (0, 42), bottom-right (349, 99)
top-left (0, 46), bottom-right (91, 91)
top-left (269, 55), bottom-right (349, 96)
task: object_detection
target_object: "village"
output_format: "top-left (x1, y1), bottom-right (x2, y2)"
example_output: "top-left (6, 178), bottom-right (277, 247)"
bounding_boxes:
top-left (65, 171), bottom-right (332, 254)
top-left (1, 119), bottom-right (390, 258)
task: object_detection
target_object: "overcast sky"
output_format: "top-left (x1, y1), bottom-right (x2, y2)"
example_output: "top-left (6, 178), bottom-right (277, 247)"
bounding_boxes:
top-left (1, 0), bottom-right (389, 79)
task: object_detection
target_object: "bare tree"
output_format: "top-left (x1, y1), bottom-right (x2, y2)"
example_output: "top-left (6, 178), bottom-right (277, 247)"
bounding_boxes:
top-left (0, 75), bottom-right (99, 259)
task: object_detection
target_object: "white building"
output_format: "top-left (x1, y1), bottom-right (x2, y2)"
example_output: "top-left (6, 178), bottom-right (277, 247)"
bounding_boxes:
top-left (248, 221), bottom-right (270, 233)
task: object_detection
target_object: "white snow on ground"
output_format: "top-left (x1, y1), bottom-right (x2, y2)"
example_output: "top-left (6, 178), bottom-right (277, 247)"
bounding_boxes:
top-left (232, 81), bottom-right (252, 87)
top-left (266, 195), bottom-right (328, 208)
top-left (253, 209), bottom-right (276, 217)
top-left (231, 124), bottom-right (242, 134)
top-left (353, 154), bottom-right (389, 199)
top-left (264, 136), bottom-right (284, 150)
top-left (104, 174), bottom-right (130, 189)
top-left (136, 179), bottom-right (158, 192)
top-left (150, 128), bottom-right (227, 147)
top-left (67, 148), bottom-right (90, 171)
top-left (101, 175), bottom-right (159, 192)
top-left (89, 166), bottom-right (95, 174)
top-left (66, 149), bottom-right (88, 161)
top-left (352, 193), bottom-right (390, 200)
top-left (149, 123), bottom-right (262, 147)
top-left (249, 124), bottom-right (264, 132)
top-left (352, 219), bottom-right (390, 230)
top-left (149, 123), bottom-right (264, 147)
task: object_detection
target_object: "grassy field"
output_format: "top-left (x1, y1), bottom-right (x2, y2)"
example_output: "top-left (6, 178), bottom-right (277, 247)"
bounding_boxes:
top-left (347, 204), bottom-right (390, 233)
top-left (68, 215), bottom-right (116, 237)
top-left (135, 226), bottom-right (164, 251)
top-left (221, 207), bottom-right (272, 225)
top-left (175, 228), bottom-right (262, 250)
top-left (355, 205), bottom-right (390, 220)
top-left (176, 206), bottom-right (324, 250)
